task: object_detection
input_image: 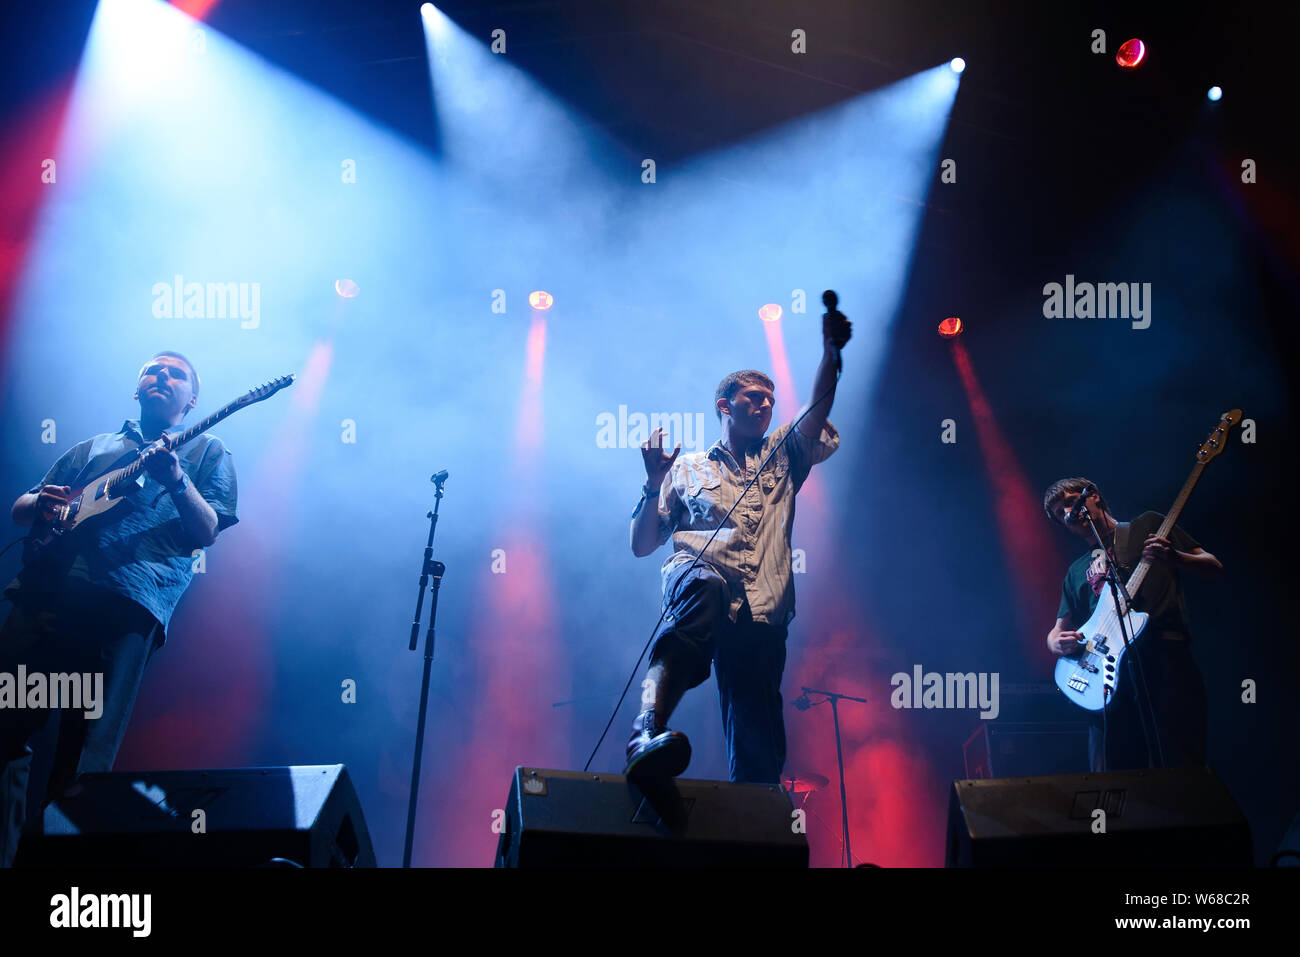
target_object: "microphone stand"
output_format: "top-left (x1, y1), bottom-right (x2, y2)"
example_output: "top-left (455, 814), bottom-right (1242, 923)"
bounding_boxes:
top-left (1077, 503), bottom-right (1162, 770)
top-left (402, 472), bottom-right (449, 868)
top-left (797, 686), bottom-right (868, 868)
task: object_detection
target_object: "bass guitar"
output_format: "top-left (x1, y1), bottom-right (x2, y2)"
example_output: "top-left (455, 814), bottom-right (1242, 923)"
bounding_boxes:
top-left (1053, 408), bottom-right (1241, 711)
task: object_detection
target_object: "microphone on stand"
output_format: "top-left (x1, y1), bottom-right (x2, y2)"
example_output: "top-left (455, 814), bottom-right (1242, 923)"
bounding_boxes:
top-left (1067, 484), bottom-right (1096, 524)
top-left (430, 470), bottom-right (449, 485)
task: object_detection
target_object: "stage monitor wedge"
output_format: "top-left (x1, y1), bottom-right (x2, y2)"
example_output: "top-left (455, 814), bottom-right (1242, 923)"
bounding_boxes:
top-left (17, 764), bottom-right (375, 868)
top-left (947, 766), bottom-right (1251, 867)
top-left (495, 767), bottom-right (808, 867)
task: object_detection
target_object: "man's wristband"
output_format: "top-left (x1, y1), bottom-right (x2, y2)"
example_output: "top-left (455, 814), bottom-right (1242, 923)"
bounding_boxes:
top-left (167, 473), bottom-right (190, 495)
top-left (641, 479), bottom-right (660, 499)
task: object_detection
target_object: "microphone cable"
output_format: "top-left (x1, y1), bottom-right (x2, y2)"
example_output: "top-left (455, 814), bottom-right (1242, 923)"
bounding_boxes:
top-left (582, 363), bottom-right (842, 773)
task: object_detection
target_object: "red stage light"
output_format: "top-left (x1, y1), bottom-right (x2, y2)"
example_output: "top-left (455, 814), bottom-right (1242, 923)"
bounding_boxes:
top-left (938, 316), bottom-right (962, 338)
top-left (759, 303), bottom-right (783, 323)
top-left (1116, 38), bottom-right (1146, 69)
top-left (529, 290), bottom-right (553, 311)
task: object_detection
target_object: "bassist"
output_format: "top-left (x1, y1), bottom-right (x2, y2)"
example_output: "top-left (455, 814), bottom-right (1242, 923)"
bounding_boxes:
top-left (0, 352), bottom-right (238, 867)
top-left (1043, 478), bottom-right (1221, 772)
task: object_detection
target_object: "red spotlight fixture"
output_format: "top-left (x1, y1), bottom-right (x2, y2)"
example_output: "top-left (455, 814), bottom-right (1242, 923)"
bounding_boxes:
top-left (759, 303), bottom-right (783, 323)
top-left (528, 290), bottom-right (553, 311)
top-left (1116, 38), bottom-right (1146, 69)
top-left (938, 316), bottom-right (963, 338)
top-left (334, 278), bottom-right (360, 298)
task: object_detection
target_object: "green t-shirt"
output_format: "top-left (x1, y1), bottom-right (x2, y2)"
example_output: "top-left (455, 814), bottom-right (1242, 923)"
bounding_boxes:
top-left (1057, 512), bottom-right (1200, 640)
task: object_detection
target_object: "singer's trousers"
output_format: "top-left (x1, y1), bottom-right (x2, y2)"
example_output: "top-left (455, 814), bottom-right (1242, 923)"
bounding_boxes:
top-left (649, 561), bottom-right (789, 785)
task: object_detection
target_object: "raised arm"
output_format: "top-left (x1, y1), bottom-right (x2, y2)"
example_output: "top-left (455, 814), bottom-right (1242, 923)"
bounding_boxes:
top-left (797, 307), bottom-right (851, 440)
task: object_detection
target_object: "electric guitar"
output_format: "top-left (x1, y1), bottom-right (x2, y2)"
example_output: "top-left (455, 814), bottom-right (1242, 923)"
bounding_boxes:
top-left (1053, 409), bottom-right (1241, 711)
top-left (22, 375), bottom-right (295, 565)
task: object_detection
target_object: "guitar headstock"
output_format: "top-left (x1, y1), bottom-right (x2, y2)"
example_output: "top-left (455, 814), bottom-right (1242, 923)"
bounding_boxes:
top-left (1196, 409), bottom-right (1242, 464)
top-left (235, 374), bottom-right (296, 407)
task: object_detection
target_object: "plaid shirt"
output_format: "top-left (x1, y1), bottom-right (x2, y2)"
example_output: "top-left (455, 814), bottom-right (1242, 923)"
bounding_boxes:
top-left (645, 419), bottom-right (838, 627)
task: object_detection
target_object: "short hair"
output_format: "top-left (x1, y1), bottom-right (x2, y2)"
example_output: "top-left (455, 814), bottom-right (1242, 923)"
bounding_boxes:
top-left (137, 351), bottom-right (200, 398)
top-left (714, 370), bottom-right (774, 422)
top-left (1043, 477), bottom-right (1110, 526)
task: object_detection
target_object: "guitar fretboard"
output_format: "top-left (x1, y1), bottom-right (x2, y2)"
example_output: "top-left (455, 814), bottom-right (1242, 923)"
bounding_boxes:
top-left (1123, 461), bottom-right (1206, 602)
top-left (105, 399), bottom-right (254, 495)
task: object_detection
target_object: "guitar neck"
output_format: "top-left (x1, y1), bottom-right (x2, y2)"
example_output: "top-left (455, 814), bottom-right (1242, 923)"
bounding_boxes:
top-left (1124, 460), bottom-right (1206, 598)
top-left (111, 403), bottom-right (241, 487)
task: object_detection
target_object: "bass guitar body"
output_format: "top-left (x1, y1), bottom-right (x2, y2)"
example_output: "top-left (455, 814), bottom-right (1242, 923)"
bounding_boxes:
top-left (1053, 603), bottom-right (1147, 712)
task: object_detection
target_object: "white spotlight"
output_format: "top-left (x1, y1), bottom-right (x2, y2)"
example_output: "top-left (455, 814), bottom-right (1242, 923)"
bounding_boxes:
top-left (1207, 86), bottom-right (1223, 101)
top-left (950, 57), bottom-right (966, 74)
top-left (420, 3), bottom-right (435, 16)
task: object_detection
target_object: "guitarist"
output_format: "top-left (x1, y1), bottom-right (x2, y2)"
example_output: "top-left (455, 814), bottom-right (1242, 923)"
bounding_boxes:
top-left (1043, 478), bottom-right (1221, 772)
top-left (0, 351), bottom-right (238, 867)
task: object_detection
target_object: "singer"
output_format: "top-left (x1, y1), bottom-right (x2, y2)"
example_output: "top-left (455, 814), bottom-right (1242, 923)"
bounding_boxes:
top-left (624, 307), bottom-right (851, 783)
top-left (1042, 478), bottom-right (1221, 771)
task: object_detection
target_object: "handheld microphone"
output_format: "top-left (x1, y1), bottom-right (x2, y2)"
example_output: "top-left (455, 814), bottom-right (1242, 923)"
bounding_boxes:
top-left (822, 290), bottom-right (844, 373)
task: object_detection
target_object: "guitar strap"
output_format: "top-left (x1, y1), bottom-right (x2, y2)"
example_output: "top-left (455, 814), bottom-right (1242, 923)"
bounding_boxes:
top-left (1113, 521), bottom-right (1130, 565)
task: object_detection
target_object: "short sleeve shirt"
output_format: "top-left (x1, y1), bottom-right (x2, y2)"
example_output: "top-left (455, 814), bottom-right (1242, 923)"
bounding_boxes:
top-left (1057, 512), bottom-right (1199, 640)
top-left (650, 419), bottom-right (838, 627)
top-left (5, 420), bottom-right (239, 638)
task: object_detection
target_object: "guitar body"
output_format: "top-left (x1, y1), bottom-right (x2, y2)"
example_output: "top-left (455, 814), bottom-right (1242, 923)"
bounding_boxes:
top-left (22, 450), bottom-right (145, 564)
top-left (1053, 603), bottom-right (1148, 711)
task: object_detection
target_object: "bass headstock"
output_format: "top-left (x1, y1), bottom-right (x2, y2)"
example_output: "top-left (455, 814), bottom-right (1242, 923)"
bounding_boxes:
top-left (1196, 409), bottom-right (1242, 464)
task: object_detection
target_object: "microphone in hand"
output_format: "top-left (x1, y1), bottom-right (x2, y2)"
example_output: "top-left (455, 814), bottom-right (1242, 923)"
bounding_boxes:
top-left (821, 290), bottom-right (851, 372)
